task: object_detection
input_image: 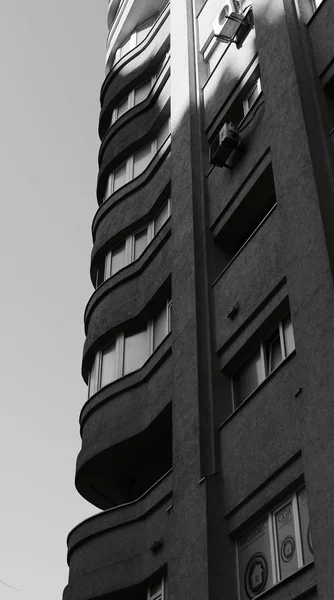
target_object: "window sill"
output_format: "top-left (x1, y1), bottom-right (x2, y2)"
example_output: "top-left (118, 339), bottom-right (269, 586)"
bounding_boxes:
top-left (219, 350), bottom-right (296, 430)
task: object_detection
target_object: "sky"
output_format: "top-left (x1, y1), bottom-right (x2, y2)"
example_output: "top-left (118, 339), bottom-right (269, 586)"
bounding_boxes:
top-left (0, 2), bottom-right (107, 598)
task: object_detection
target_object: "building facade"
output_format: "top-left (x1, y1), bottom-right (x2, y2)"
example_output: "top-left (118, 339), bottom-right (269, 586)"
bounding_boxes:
top-left (64, 0), bottom-right (334, 598)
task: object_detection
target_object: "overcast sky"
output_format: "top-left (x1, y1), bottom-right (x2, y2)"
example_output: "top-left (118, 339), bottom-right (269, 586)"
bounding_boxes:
top-left (0, 2), bottom-right (107, 598)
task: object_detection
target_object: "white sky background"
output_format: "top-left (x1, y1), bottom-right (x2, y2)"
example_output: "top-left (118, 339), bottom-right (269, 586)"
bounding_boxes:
top-left (0, 2), bottom-right (107, 598)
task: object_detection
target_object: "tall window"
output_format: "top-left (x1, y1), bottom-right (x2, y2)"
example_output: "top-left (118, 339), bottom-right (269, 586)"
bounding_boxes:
top-left (88, 299), bottom-right (172, 397)
top-left (95, 199), bottom-right (171, 287)
top-left (113, 16), bottom-right (156, 65)
top-left (233, 314), bottom-right (295, 408)
top-left (237, 488), bottom-right (313, 599)
top-left (243, 77), bottom-right (262, 116)
top-left (103, 120), bottom-right (171, 201)
top-left (148, 578), bottom-right (165, 600)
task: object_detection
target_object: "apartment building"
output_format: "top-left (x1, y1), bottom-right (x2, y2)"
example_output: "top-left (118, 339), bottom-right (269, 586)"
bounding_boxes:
top-left (64, 0), bottom-right (334, 598)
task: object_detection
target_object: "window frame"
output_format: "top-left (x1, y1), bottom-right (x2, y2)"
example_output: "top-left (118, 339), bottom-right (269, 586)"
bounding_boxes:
top-left (88, 298), bottom-right (171, 398)
top-left (236, 487), bottom-right (313, 599)
top-left (243, 77), bottom-right (262, 116)
top-left (95, 199), bottom-right (171, 288)
top-left (147, 577), bottom-right (165, 600)
top-left (232, 314), bottom-right (295, 409)
top-left (103, 120), bottom-right (170, 202)
top-left (111, 76), bottom-right (156, 126)
top-left (113, 16), bottom-right (157, 66)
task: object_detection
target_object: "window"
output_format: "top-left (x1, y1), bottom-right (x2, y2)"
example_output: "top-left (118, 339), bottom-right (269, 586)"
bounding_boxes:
top-left (312, 0), bottom-right (324, 9)
top-left (123, 327), bottom-right (148, 375)
top-left (148, 578), bottom-right (165, 600)
top-left (133, 144), bottom-right (153, 178)
top-left (237, 488), bottom-right (313, 599)
top-left (232, 314), bottom-right (295, 408)
top-left (204, 38), bottom-right (225, 75)
top-left (103, 120), bottom-right (170, 201)
top-left (154, 202), bottom-right (170, 234)
top-left (113, 16), bottom-right (156, 65)
top-left (113, 163), bottom-right (127, 193)
top-left (111, 77), bottom-right (155, 126)
top-left (88, 299), bottom-right (171, 397)
top-left (95, 199), bottom-right (170, 287)
top-left (243, 78), bottom-right (262, 116)
top-left (110, 50), bottom-right (170, 127)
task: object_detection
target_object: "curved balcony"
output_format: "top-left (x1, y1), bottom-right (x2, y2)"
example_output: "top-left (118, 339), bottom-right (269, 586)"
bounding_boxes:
top-left (93, 139), bottom-right (171, 237)
top-left (99, 86), bottom-right (170, 170)
top-left (82, 246), bottom-right (171, 370)
top-left (64, 469), bottom-right (172, 600)
top-left (86, 219), bottom-right (171, 330)
top-left (93, 151), bottom-right (170, 250)
top-left (102, 5), bottom-right (170, 107)
top-left (99, 61), bottom-right (170, 156)
top-left (76, 351), bottom-right (172, 507)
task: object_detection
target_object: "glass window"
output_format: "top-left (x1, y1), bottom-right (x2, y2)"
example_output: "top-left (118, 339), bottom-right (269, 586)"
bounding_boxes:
top-left (111, 242), bottom-right (126, 275)
top-left (244, 79), bottom-right (261, 115)
top-left (88, 353), bottom-right (99, 398)
top-left (207, 42), bottom-right (224, 75)
top-left (134, 80), bottom-right (152, 105)
top-left (113, 163), bottom-right (127, 192)
top-left (148, 579), bottom-right (163, 600)
top-left (265, 329), bottom-right (282, 375)
top-left (104, 175), bottom-right (112, 202)
top-left (167, 301), bottom-right (172, 332)
top-left (156, 50), bottom-right (170, 80)
top-left (237, 488), bottom-right (313, 600)
top-left (123, 327), bottom-right (148, 375)
top-left (133, 144), bottom-right (152, 178)
top-left (297, 488), bottom-right (313, 565)
top-left (117, 96), bottom-right (129, 119)
top-left (157, 120), bottom-right (170, 149)
top-left (136, 18), bottom-right (154, 45)
top-left (154, 202), bottom-right (170, 234)
top-left (232, 314), bottom-right (295, 409)
top-left (233, 349), bottom-right (264, 407)
top-left (238, 517), bottom-right (273, 599)
top-left (153, 306), bottom-right (167, 350)
top-left (283, 314), bottom-right (295, 356)
top-left (274, 501), bottom-right (299, 580)
top-left (100, 342), bottom-right (117, 388)
top-left (96, 264), bottom-right (104, 287)
top-left (120, 36), bottom-right (132, 58)
top-left (134, 228), bottom-right (148, 260)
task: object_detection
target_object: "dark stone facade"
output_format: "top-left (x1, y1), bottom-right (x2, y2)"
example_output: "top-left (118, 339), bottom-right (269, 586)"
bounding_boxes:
top-left (64, 0), bottom-right (334, 598)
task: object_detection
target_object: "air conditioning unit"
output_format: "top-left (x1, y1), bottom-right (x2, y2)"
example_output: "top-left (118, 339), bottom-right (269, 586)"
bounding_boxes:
top-left (209, 123), bottom-right (243, 168)
top-left (213, 2), bottom-right (253, 47)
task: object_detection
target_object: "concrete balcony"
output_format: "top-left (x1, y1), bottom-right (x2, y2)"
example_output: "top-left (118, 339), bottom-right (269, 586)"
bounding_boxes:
top-left (219, 354), bottom-right (298, 514)
top-left (213, 207), bottom-right (284, 353)
top-left (64, 470), bottom-right (172, 600)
